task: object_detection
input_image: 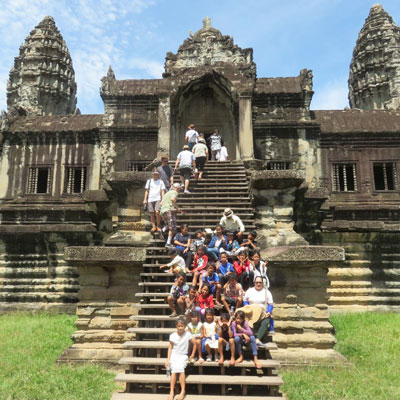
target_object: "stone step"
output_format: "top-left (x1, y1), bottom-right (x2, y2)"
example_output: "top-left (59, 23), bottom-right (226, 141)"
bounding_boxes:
top-left (131, 303), bottom-right (225, 312)
top-left (176, 212), bottom-right (254, 218)
top-left (140, 272), bottom-right (193, 278)
top-left (179, 193), bottom-right (250, 198)
top-left (111, 394), bottom-right (286, 400)
top-left (174, 218), bottom-right (255, 224)
top-left (179, 207), bottom-right (254, 212)
top-left (178, 201), bottom-right (253, 206)
top-left (328, 288), bottom-right (400, 295)
top-left (138, 282), bottom-right (181, 289)
top-left (135, 292), bottom-right (170, 298)
top-left (122, 341), bottom-right (278, 351)
top-left (118, 356), bottom-right (280, 369)
top-left (328, 295), bottom-right (400, 304)
top-left (114, 373), bottom-right (283, 388)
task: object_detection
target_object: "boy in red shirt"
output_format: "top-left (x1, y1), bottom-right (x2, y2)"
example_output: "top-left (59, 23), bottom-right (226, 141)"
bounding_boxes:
top-left (191, 246), bottom-right (208, 287)
top-left (233, 251), bottom-right (253, 290)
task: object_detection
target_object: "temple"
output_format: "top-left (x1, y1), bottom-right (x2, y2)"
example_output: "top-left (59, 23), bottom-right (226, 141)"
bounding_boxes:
top-left (0, 5), bottom-right (400, 373)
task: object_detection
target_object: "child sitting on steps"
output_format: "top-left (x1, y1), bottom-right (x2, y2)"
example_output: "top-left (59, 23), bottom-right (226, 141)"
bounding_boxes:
top-left (201, 307), bottom-right (219, 363)
top-left (231, 310), bottom-right (262, 369)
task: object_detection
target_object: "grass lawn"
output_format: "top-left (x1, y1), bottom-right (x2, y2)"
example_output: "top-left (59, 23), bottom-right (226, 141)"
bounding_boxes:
top-left (282, 312), bottom-right (400, 400)
top-left (0, 312), bottom-right (399, 399)
top-left (0, 313), bottom-right (117, 400)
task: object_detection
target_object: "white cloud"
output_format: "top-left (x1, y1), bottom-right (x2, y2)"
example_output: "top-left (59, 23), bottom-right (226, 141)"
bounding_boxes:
top-left (312, 80), bottom-right (349, 110)
top-left (123, 58), bottom-right (164, 79)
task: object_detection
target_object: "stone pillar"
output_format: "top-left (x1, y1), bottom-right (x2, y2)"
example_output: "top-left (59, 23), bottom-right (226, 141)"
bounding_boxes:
top-left (157, 96), bottom-right (171, 158)
top-left (238, 96), bottom-right (254, 160)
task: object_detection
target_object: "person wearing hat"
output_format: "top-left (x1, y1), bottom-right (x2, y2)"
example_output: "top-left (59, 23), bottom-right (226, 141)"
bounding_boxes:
top-left (143, 169), bottom-right (166, 232)
top-left (184, 124), bottom-right (199, 151)
top-left (174, 145), bottom-right (196, 194)
top-left (192, 136), bottom-right (209, 180)
top-left (157, 154), bottom-right (174, 190)
top-left (219, 208), bottom-right (245, 241)
top-left (160, 183), bottom-right (184, 247)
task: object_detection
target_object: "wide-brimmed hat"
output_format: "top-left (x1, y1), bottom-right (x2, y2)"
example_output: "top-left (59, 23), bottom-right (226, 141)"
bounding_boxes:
top-left (183, 145), bottom-right (190, 150)
top-left (224, 208), bottom-right (233, 217)
top-left (172, 183), bottom-right (181, 189)
top-left (199, 138), bottom-right (206, 143)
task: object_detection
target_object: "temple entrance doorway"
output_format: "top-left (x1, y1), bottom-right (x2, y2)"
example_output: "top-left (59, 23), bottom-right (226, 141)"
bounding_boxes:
top-left (170, 77), bottom-right (238, 159)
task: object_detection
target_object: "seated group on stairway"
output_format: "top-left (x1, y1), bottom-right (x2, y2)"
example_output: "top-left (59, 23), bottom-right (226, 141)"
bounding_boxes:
top-left (163, 217), bottom-right (275, 369)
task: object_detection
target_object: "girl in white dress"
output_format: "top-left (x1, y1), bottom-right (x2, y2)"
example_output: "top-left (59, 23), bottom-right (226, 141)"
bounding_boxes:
top-left (201, 308), bottom-right (219, 362)
top-left (165, 317), bottom-right (192, 400)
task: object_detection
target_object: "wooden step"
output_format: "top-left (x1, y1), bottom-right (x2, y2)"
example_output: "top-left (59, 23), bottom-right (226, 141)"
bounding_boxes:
top-left (114, 373), bottom-right (284, 387)
top-left (118, 356), bottom-right (281, 369)
top-left (112, 394), bottom-right (286, 400)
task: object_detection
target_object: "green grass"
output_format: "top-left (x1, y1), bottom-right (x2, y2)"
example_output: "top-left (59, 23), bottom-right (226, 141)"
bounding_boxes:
top-left (1, 312), bottom-right (399, 400)
top-left (0, 313), bottom-right (117, 400)
top-left (282, 312), bottom-right (400, 400)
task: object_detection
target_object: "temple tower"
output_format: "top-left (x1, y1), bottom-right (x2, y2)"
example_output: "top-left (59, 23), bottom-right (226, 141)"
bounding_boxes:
top-left (349, 4), bottom-right (400, 110)
top-left (6, 16), bottom-right (77, 116)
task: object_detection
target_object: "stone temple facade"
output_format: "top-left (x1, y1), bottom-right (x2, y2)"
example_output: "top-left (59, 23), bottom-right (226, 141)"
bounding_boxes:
top-left (1, 5), bottom-right (400, 320)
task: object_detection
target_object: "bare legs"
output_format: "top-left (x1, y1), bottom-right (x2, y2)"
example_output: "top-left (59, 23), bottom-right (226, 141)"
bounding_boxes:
top-left (168, 372), bottom-right (186, 400)
top-left (218, 337), bottom-right (235, 365)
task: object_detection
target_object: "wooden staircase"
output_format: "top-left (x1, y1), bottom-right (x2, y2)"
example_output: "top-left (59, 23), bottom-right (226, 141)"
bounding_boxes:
top-left (111, 161), bottom-right (286, 399)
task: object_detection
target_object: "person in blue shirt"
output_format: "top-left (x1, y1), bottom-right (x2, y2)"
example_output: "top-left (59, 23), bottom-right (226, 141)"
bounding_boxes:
top-left (223, 231), bottom-right (240, 257)
top-left (199, 263), bottom-right (221, 303)
top-left (216, 252), bottom-right (235, 286)
top-left (206, 224), bottom-right (228, 261)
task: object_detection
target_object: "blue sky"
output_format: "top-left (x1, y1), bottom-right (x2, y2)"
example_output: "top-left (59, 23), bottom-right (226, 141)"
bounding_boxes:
top-left (0, 0), bottom-right (399, 114)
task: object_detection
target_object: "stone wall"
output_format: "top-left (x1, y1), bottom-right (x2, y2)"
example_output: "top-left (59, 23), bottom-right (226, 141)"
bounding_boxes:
top-left (251, 170), bottom-right (308, 247)
top-left (59, 246), bottom-right (146, 364)
top-left (322, 231), bottom-right (400, 312)
top-left (263, 246), bottom-right (345, 364)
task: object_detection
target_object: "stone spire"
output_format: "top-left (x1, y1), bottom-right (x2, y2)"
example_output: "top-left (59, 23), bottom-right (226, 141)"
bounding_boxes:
top-left (6, 16), bottom-right (77, 116)
top-left (349, 4), bottom-right (400, 110)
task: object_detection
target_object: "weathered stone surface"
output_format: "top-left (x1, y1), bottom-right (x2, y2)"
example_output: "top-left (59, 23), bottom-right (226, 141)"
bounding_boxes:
top-left (65, 246), bottom-right (146, 265)
top-left (6, 16), bottom-right (77, 117)
top-left (251, 170), bottom-right (305, 190)
top-left (264, 246), bottom-right (345, 262)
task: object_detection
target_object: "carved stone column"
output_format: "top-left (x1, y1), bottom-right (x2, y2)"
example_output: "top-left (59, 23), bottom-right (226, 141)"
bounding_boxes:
top-left (157, 96), bottom-right (171, 158)
top-left (238, 96), bottom-right (254, 160)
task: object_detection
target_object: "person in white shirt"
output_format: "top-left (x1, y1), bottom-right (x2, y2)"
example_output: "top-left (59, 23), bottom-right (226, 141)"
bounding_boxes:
top-left (218, 145), bottom-right (229, 162)
top-left (143, 169), bottom-right (166, 232)
top-left (174, 145), bottom-right (196, 194)
top-left (219, 208), bottom-right (245, 241)
top-left (166, 317), bottom-right (192, 400)
top-left (192, 137), bottom-right (208, 180)
top-left (241, 277), bottom-right (274, 345)
top-left (184, 124), bottom-right (199, 151)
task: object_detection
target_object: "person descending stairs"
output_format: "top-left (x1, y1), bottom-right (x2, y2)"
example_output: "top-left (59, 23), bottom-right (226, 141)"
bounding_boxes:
top-left (111, 161), bottom-right (286, 400)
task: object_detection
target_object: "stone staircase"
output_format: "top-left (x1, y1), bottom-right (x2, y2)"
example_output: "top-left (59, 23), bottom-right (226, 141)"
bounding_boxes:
top-left (111, 161), bottom-right (286, 399)
top-left (325, 236), bottom-right (400, 312)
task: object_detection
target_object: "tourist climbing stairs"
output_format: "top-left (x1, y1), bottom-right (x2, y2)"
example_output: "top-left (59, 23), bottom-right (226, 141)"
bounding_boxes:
top-left (111, 161), bottom-right (286, 399)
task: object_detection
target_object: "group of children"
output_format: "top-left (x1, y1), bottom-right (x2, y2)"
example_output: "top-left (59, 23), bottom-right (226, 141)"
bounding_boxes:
top-left (163, 223), bottom-right (272, 399)
top-left (166, 310), bottom-right (263, 400)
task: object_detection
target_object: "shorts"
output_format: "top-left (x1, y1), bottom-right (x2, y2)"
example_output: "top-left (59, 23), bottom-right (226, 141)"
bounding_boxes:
top-left (147, 200), bottom-right (161, 212)
top-left (179, 167), bottom-right (192, 180)
top-left (195, 156), bottom-right (206, 172)
top-left (162, 210), bottom-right (177, 231)
top-left (223, 296), bottom-right (238, 306)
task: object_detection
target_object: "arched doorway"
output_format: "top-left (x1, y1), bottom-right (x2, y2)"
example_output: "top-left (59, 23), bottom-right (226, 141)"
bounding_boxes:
top-left (170, 75), bottom-right (238, 159)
